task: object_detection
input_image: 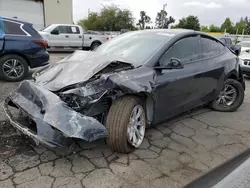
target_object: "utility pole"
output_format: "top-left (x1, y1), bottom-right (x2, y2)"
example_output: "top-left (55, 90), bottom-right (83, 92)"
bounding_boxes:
top-left (162, 4), bottom-right (167, 29)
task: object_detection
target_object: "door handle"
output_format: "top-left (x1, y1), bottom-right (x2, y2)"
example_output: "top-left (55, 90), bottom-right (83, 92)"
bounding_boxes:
top-left (65, 35), bottom-right (69, 38)
top-left (89, 37), bottom-right (92, 39)
top-left (79, 36), bottom-right (82, 38)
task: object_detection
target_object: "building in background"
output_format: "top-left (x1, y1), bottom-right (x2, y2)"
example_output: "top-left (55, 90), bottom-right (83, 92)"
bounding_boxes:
top-left (0, 0), bottom-right (73, 30)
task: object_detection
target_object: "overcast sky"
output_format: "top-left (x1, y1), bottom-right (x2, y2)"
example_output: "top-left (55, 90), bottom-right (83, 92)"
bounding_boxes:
top-left (73, 0), bottom-right (250, 26)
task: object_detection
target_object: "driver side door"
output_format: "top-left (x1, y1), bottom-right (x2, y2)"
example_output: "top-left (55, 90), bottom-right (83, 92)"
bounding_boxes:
top-left (49, 26), bottom-right (70, 47)
top-left (153, 35), bottom-right (204, 124)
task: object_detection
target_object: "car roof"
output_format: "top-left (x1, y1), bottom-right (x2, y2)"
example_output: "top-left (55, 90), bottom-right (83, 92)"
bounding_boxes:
top-left (135, 29), bottom-right (194, 35)
top-left (130, 29), bottom-right (219, 38)
top-left (0, 16), bottom-right (30, 24)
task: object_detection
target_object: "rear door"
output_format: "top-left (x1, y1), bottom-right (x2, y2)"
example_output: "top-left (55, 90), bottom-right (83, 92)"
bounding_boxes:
top-left (68, 26), bottom-right (83, 47)
top-left (0, 18), bottom-right (4, 51)
top-left (199, 35), bottom-right (228, 98)
top-left (49, 26), bottom-right (70, 47)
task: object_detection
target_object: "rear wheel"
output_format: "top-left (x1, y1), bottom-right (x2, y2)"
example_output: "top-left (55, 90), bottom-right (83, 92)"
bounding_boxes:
top-left (106, 96), bottom-right (146, 153)
top-left (211, 79), bottom-right (244, 112)
top-left (90, 42), bottom-right (101, 51)
top-left (0, 54), bottom-right (29, 82)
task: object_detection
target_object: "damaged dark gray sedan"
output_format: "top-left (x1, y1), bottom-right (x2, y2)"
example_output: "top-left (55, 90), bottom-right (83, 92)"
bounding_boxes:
top-left (3, 29), bottom-right (245, 153)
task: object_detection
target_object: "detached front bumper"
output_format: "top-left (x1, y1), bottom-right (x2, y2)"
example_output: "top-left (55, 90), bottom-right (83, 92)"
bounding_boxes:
top-left (2, 80), bottom-right (108, 148)
top-left (3, 98), bottom-right (72, 147)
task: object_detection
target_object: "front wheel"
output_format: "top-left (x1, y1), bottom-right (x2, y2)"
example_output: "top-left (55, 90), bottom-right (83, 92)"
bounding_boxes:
top-left (211, 79), bottom-right (244, 112)
top-left (106, 96), bottom-right (146, 153)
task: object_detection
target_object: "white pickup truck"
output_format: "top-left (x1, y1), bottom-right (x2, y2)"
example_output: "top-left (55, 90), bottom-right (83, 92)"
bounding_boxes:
top-left (39, 24), bottom-right (110, 50)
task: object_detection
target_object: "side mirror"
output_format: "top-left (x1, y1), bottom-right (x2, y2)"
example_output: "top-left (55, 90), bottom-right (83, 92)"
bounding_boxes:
top-left (155, 58), bottom-right (184, 70)
top-left (168, 58), bottom-right (184, 69)
top-left (51, 30), bottom-right (59, 35)
top-left (234, 49), bottom-right (240, 56)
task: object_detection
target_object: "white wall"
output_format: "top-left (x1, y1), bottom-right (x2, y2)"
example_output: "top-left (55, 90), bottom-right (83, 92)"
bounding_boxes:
top-left (0, 0), bottom-right (45, 30)
top-left (43, 0), bottom-right (73, 26)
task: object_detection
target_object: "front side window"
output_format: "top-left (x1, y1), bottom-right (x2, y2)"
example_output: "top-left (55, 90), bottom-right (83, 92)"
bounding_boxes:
top-left (3, 20), bottom-right (26, 35)
top-left (52, 26), bottom-right (68, 34)
top-left (161, 36), bottom-right (201, 65)
top-left (201, 36), bottom-right (225, 58)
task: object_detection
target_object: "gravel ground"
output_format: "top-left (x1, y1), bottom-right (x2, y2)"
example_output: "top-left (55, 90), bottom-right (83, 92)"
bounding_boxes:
top-left (1, 53), bottom-right (250, 188)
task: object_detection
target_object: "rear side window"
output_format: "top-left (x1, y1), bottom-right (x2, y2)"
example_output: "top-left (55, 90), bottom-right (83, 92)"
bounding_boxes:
top-left (162, 35), bottom-right (201, 65)
top-left (0, 20), bottom-right (3, 36)
top-left (69, 26), bottom-right (80, 34)
top-left (3, 20), bottom-right (27, 35)
top-left (201, 36), bottom-right (225, 58)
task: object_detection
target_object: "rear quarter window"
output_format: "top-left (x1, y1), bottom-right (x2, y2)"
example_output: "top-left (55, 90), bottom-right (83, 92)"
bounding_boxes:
top-left (3, 20), bottom-right (27, 35)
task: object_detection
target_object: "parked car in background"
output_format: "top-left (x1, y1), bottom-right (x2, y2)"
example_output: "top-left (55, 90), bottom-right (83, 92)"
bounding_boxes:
top-left (219, 37), bottom-right (241, 56)
top-left (39, 24), bottom-right (110, 51)
top-left (0, 17), bottom-right (49, 82)
top-left (238, 41), bottom-right (250, 75)
top-left (3, 29), bottom-right (245, 153)
top-left (105, 32), bottom-right (119, 39)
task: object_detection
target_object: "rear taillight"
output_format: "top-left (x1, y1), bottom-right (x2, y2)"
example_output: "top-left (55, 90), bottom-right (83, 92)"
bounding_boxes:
top-left (33, 40), bottom-right (48, 48)
top-left (106, 37), bottom-right (110, 40)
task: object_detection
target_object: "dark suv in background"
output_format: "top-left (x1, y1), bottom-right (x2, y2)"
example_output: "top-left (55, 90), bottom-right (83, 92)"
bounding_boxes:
top-left (0, 17), bottom-right (49, 82)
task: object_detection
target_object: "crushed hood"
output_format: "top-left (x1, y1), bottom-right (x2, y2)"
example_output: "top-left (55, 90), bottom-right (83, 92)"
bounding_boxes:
top-left (34, 50), bottom-right (133, 91)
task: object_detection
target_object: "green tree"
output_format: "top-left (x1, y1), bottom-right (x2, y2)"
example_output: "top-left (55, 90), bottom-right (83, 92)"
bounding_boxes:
top-left (155, 9), bottom-right (175, 29)
top-left (235, 17), bottom-right (246, 34)
top-left (78, 12), bottom-right (100, 31)
top-left (200, 25), bottom-right (209, 32)
top-left (77, 5), bottom-right (134, 31)
top-left (221, 17), bottom-right (235, 33)
top-left (173, 16), bottom-right (200, 31)
top-left (209, 24), bottom-right (221, 32)
top-left (244, 16), bottom-right (249, 25)
top-left (244, 17), bottom-right (250, 35)
top-left (137, 11), bottom-right (151, 29)
top-left (246, 23), bottom-right (250, 35)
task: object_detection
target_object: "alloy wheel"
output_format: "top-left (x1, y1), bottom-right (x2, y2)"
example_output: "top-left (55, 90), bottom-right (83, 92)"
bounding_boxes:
top-left (216, 84), bottom-right (237, 106)
top-left (2, 59), bottom-right (25, 78)
top-left (127, 105), bottom-right (146, 148)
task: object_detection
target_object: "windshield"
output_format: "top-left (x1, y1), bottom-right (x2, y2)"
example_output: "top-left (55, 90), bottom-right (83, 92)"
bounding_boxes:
top-left (95, 31), bottom-right (173, 66)
top-left (238, 42), bottom-right (250, 48)
top-left (41, 25), bottom-right (53, 32)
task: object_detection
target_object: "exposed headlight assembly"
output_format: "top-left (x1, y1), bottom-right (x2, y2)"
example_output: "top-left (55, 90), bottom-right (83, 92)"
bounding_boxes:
top-left (59, 90), bottom-right (108, 111)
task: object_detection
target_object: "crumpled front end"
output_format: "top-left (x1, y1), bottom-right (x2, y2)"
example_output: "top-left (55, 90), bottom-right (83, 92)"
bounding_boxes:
top-left (3, 80), bottom-right (108, 147)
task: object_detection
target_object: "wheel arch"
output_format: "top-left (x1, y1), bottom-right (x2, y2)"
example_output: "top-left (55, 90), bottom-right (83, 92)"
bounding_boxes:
top-left (0, 52), bottom-right (30, 66)
top-left (91, 40), bottom-right (102, 46)
top-left (126, 92), bottom-right (155, 127)
top-left (226, 71), bottom-right (238, 80)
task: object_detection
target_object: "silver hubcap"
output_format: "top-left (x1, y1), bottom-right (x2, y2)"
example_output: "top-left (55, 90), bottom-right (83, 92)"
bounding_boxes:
top-left (2, 59), bottom-right (24, 78)
top-left (216, 84), bottom-right (237, 106)
top-left (127, 105), bottom-right (145, 148)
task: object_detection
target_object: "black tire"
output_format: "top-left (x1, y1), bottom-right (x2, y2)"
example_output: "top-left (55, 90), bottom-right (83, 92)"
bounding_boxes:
top-left (0, 54), bottom-right (29, 82)
top-left (90, 42), bottom-right (101, 51)
top-left (211, 79), bottom-right (244, 112)
top-left (106, 96), bottom-right (146, 153)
